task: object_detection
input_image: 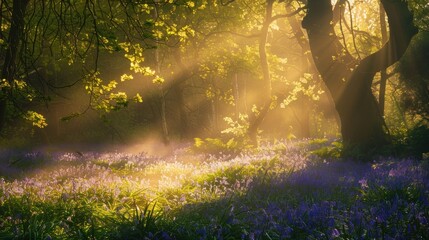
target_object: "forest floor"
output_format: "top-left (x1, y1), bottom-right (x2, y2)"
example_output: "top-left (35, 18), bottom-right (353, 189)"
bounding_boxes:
top-left (0, 139), bottom-right (428, 239)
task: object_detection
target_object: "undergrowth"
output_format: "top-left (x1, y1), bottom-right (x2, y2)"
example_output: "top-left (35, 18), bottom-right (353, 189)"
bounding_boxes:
top-left (0, 139), bottom-right (428, 239)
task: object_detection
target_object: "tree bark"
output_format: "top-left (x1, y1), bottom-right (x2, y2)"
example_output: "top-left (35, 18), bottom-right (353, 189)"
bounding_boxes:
top-left (287, 3), bottom-right (345, 135)
top-left (152, 3), bottom-right (169, 145)
top-left (378, 2), bottom-right (389, 116)
top-left (302, 0), bottom-right (418, 151)
top-left (172, 50), bottom-right (192, 139)
top-left (248, 0), bottom-right (274, 144)
top-left (0, 0), bottom-right (30, 132)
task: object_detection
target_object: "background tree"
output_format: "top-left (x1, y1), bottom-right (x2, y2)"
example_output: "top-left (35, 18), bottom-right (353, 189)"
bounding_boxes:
top-left (0, 0), bottom-right (156, 135)
top-left (0, 0), bottom-right (31, 131)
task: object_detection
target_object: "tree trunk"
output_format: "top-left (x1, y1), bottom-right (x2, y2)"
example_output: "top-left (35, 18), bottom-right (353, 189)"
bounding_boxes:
top-left (153, 49), bottom-right (169, 145)
top-left (211, 99), bottom-right (218, 134)
top-left (286, 4), bottom-right (341, 130)
top-left (248, 0), bottom-right (274, 144)
top-left (378, 2), bottom-right (389, 116)
top-left (233, 73), bottom-right (240, 117)
top-left (0, 0), bottom-right (30, 132)
top-left (159, 89), bottom-right (170, 145)
top-left (302, 0), bottom-right (417, 151)
top-left (172, 50), bottom-right (192, 139)
top-left (152, 3), bottom-right (169, 145)
top-left (210, 77), bottom-right (219, 134)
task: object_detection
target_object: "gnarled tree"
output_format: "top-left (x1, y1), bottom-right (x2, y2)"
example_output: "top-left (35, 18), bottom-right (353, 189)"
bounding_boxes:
top-left (302, 0), bottom-right (418, 151)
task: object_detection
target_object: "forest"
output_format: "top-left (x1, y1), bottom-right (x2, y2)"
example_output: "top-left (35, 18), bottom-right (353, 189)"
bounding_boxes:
top-left (0, 0), bottom-right (428, 239)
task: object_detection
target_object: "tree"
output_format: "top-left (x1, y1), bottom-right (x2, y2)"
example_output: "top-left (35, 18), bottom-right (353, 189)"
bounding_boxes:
top-left (0, 0), bottom-right (165, 137)
top-left (302, 0), bottom-right (418, 152)
top-left (247, 0), bottom-right (276, 144)
top-left (285, 1), bottom-right (341, 137)
top-left (397, 32), bottom-right (429, 121)
top-left (248, 0), bottom-right (306, 144)
top-left (0, 0), bottom-right (30, 131)
top-left (378, 2), bottom-right (389, 116)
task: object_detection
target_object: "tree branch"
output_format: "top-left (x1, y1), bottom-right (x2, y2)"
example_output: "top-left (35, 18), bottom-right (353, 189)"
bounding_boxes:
top-left (270, 6), bottom-right (306, 24)
top-left (356, 0), bottom-right (418, 89)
